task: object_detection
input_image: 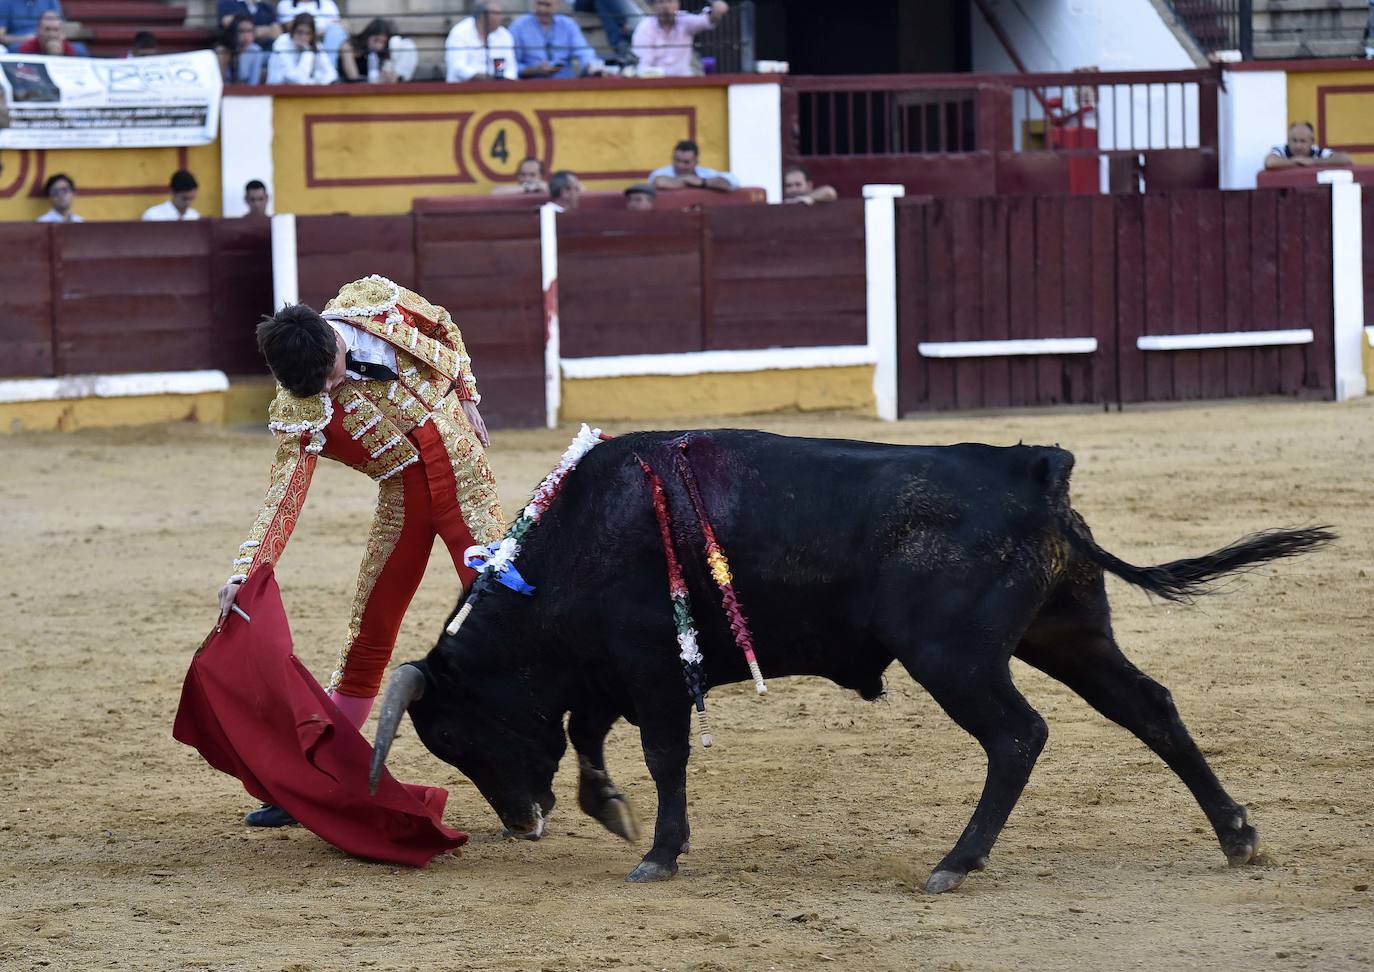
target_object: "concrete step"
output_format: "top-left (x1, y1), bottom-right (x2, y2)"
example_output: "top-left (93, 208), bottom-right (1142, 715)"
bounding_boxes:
top-left (1253, 36), bottom-right (1367, 57)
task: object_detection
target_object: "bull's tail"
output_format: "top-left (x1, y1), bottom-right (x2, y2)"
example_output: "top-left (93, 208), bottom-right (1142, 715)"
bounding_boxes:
top-left (1067, 518), bottom-right (1336, 603)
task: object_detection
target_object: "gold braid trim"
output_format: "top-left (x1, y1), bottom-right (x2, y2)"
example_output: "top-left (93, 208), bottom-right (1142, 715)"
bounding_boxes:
top-left (328, 472), bottom-right (407, 694)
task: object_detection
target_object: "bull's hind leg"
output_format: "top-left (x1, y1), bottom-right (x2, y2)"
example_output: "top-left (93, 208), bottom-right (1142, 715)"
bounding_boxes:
top-left (1017, 606), bottom-right (1259, 867)
top-left (568, 706), bottom-right (640, 842)
top-left (901, 655), bottom-right (1049, 894)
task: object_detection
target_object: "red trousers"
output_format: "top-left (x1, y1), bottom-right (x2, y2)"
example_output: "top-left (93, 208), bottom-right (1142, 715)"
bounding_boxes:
top-left (330, 421), bottom-right (481, 699)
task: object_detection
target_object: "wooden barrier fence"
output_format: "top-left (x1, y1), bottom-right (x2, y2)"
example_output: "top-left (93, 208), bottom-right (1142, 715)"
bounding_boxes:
top-left (0, 219), bottom-right (273, 381)
top-left (897, 187), bottom-right (1337, 412)
top-left (0, 187), bottom-right (1350, 428)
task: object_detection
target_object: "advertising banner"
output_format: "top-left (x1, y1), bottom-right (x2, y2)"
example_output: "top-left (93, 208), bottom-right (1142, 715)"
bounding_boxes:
top-left (0, 50), bottom-right (222, 149)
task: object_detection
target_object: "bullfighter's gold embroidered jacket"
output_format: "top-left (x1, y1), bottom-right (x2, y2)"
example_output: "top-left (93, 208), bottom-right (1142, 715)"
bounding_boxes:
top-left (228, 276), bottom-right (504, 583)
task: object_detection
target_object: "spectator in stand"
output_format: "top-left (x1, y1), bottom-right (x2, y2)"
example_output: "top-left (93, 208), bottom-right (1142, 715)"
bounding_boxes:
top-left (268, 13), bottom-right (337, 85)
top-left (128, 30), bottom-right (157, 57)
top-left (338, 18), bottom-right (398, 83)
top-left (15, 9), bottom-right (75, 55)
top-left (511, 0), bottom-right (603, 79)
top-left (648, 139), bottom-right (739, 192)
top-left (781, 165), bottom-right (837, 205)
top-left (218, 0), bottom-right (279, 44)
top-left (491, 157), bottom-right (549, 196)
top-left (549, 170), bottom-right (582, 212)
top-left (36, 173), bottom-right (81, 223)
top-left (631, 0), bottom-right (729, 77)
top-left (222, 14), bottom-right (266, 84)
top-left (275, 0), bottom-right (345, 58)
top-left (143, 170), bottom-right (201, 222)
top-left (624, 183), bottom-right (656, 210)
top-left (1264, 121), bottom-right (1354, 170)
top-left (446, 1), bottom-right (517, 83)
top-left (0, 0), bottom-right (62, 51)
top-left (244, 180), bottom-right (270, 218)
top-left (572, 0), bottom-right (640, 59)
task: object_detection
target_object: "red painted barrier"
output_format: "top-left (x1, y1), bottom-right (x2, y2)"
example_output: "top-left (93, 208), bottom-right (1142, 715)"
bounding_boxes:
top-left (897, 188), bottom-right (1336, 413)
top-left (0, 220), bottom-right (271, 381)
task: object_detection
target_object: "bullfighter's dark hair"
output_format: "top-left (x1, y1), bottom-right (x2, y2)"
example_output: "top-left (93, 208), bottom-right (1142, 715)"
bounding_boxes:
top-left (170, 169), bottom-right (198, 193)
top-left (43, 173), bottom-right (75, 195)
top-left (244, 179), bottom-right (267, 193)
top-left (783, 164), bottom-right (811, 181)
top-left (674, 139), bottom-right (700, 157)
top-left (256, 304), bottom-right (337, 398)
top-left (518, 156), bottom-right (545, 175)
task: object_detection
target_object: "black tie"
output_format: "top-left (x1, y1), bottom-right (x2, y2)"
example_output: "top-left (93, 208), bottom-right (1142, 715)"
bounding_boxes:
top-left (345, 352), bottom-right (398, 382)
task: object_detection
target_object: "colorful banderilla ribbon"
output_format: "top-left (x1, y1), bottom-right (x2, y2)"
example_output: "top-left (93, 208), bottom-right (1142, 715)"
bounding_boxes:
top-left (637, 454), bottom-right (712, 748)
top-left (675, 440), bottom-right (767, 697)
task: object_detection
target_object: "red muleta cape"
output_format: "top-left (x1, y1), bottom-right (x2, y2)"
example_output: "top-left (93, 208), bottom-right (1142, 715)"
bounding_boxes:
top-left (172, 568), bottom-right (467, 867)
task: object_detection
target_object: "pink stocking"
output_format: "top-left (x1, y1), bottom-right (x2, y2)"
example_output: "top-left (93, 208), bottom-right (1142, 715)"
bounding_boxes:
top-left (328, 690), bottom-right (375, 730)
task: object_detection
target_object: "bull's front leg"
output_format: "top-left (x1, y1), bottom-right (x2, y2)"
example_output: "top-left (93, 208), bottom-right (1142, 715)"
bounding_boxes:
top-left (568, 707), bottom-right (639, 842)
top-left (626, 706), bottom-right (691, 883)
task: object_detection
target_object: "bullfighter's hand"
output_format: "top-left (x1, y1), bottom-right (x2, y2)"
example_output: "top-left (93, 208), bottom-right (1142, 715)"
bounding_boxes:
top-left (462, 399), bottom-right (490, 448)
top-left (217, 579), bottom-right (244, 620)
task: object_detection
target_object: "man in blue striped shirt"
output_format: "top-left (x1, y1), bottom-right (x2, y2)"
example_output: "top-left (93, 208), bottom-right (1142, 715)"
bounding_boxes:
top-left (510, 0), bottom-right (603, 79)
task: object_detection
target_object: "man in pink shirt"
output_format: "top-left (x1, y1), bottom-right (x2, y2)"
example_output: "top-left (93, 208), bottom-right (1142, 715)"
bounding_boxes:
top-left (631, 0), bottom-right (728, 77)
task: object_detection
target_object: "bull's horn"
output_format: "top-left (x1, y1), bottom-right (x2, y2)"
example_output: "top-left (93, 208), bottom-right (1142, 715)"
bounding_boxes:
top-left (368, 663), bottom-right (426, 796)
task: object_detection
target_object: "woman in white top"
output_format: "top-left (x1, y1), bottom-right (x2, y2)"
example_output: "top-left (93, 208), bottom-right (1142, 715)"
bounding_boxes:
top-left (268, 13), bottom-right (338, 85)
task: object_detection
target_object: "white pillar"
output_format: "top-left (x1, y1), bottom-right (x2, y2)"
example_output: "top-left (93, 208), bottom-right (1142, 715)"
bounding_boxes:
top-left (864, 184), bottom-right (905, 422)
top-left (727, 82), bottom-right (782, 202)
top-left (1219, 69), bottom-right (1287, 190)
top-left (1320, 170), bottom-right (1367, 401)
top-left (540, 203), bottom-right (561, 429)
top-left (220, 95), bottom-right (275, 218)
top-left (270, 213), bottom-right (298, 311)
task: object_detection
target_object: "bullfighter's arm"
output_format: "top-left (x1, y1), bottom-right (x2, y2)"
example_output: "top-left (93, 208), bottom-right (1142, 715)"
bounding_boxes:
top-left (226, 431), bottom-right (321, 585)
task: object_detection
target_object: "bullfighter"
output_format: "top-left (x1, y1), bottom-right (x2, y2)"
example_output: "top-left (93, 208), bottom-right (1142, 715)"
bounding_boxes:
top-left (215, 275), bottom-right (505, 827)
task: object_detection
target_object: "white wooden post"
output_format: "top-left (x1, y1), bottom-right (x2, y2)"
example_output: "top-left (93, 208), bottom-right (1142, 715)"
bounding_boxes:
top-left (1320, 170), bottom-right (1367, 400)
top-left (864, 184), bottom-right (906, 421)
top-left (270, 213), bottom-right (298, 311)
top-left (540, 203), bottom-right (561, 429)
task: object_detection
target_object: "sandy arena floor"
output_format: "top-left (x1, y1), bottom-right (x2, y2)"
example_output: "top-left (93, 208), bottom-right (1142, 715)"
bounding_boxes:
top-left (2, 398), bottom-right (1372, 972)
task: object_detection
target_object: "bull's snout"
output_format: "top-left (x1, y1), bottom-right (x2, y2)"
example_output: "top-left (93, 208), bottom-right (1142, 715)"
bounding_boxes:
top-left (501, 802), bottom-right (547, 841)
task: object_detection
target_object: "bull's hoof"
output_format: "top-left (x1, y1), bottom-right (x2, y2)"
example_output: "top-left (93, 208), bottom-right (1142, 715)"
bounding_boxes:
top-left (1221, 809), bottom-right (1259, 866)
top-left (595, 795), bottom-right (640, 843)
top-left (626, 860), bottom-right (678, 883)
top-left (923, 869), bottom-right (967, 894)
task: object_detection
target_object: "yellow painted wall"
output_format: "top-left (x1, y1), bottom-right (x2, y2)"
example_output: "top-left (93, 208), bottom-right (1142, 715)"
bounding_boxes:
top-left (0, 142), bottom-right (222, 222)
top-left (0, 392), bottom-right (225, 434)
top-left (271, 84), bottom-right (731, 215)
top-left (1287, 65), bottom-right (1374, 164)
top-left (560, 366), bottom-right (876, 423)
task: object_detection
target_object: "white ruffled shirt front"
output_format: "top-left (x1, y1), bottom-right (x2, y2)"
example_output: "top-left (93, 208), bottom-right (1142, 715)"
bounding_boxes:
top-left (327, 319), bottom-right (398, 380)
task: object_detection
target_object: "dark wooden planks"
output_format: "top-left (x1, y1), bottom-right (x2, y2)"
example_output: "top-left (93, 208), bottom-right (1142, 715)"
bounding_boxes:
top-left (53, 221), bottom-right (214, 375)
top-left (558, 209), bottom-right (704, 357)
top-left (209, 219), bottom-right (273, 376)
top-left (295, 216), bottom-right (415, 310)
top-left (708, 201), bottom-right (866, 350)
top-left (414, 211), bottom-right (544, 428)
top-left (0, 225), bottom-right (55, 378)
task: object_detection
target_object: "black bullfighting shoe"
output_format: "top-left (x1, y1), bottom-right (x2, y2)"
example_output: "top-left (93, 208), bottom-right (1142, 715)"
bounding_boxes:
top-left (244, 803), bottom-right (298, 827)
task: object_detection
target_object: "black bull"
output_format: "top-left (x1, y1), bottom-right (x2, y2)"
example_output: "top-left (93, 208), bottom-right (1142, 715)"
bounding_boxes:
top-left (370, 430), bottom-right (1333, 892)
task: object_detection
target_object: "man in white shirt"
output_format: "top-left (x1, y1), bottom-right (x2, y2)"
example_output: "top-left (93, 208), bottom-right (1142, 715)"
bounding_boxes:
top-left (446, 1), bottom-right (517, 82)
top-left (36, 172), bottom-right (83, 223)
top-left (142, 170), bottom-right (201, 221)
top-left (275, 0), bottom-right (338, 30)
top-left (631, 0), bottom-right (728, 77)
top-left (1263, 121), bottom-right (1354, 170)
